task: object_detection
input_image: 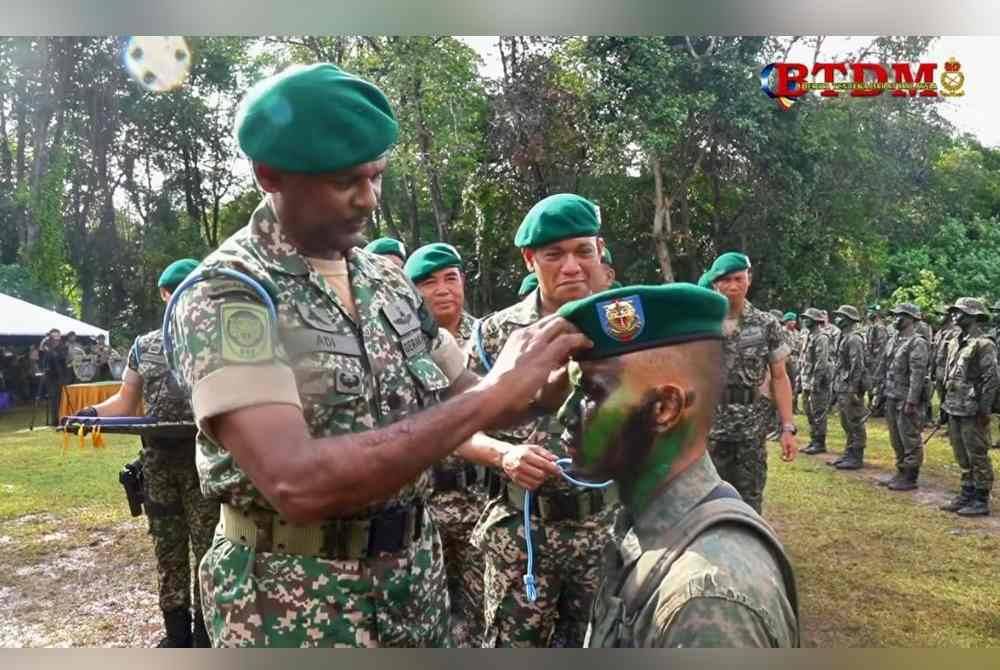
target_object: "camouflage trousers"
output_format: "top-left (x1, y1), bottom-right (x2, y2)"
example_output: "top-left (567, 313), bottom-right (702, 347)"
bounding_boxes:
top-left (198, 506), bottom-right (450, 647)
top-left (803, 388), bottom-right (831, 442)
top-left (947, 415), bottom-right (995, 491)
top-left (708, 437), bottom-right (767, 514)
top-left (429, 487), bottom-right (485, 648)
top-left (885, 399), bottom-right (924, 470)
top-left (836, 392), bottom-right (868, 455)
top-left (141, 439), bottom-right (220, 613)
top-left (472, 499), bottom-right (615, 647)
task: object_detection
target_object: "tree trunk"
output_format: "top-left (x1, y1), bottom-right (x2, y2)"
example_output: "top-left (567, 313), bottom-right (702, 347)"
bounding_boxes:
top-left (650, 155), bottom-right (675, 282)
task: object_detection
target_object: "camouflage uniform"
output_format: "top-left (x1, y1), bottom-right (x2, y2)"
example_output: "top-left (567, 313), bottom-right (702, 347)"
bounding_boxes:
top-left (800, 321), bottom-right (831, 453)
top-left (707, 301), bottom-right (789, 514)
top-left (932, 324), bottom-right (960, 410)
top-left (882, 325), bottom-right (929, 485)
top-left (832, 319), bottom-right (867, 466)
top-left (585, 454), bottom-right (799, 648)
top-left (171, 197), bottom-right (455, 647)
top-left (916, 321), bottom-right (935, 421)
top-left (128, 330), bottom-right (220, 636)
top-left (429, 310), bottom-right (486, 647)
top-left (786, 327), bottom-right (805, 413)
top-left (864, 318), bottom-right (889, 408)
top-left (469, 289), bottom-right (617, 648)
top-left (942, 320), bottom-right (998, 501)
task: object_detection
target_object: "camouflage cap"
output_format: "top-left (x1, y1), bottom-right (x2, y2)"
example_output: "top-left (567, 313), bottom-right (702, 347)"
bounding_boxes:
top-left (514, 193), bottom-right (601, 249)
top-left (991, 300), bottom-right (1000, 312)
top-left (235, 63), bottom-right (398, 174)
top-left (157, 258), bottom-right (199, 290)
top-left (557, 283), bottom-right (728, 361)
top-left (802, 307), bottom-right (825, 322)
top-left (768, 309), bottom-right (783, 319)
top-left (833, 304), bottom-right (861, 322)
top-left (948, 297), bottom-right (989, 318)
top-left (890, 302), bottom-right (922, 320)
top-left (363, 237), bottom-right (407, 260)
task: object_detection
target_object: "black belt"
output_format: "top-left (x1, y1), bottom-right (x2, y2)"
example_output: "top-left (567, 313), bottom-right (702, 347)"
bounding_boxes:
top-left (432, 464), bottom-right (484, 492)
top-left (723, 385), bottom-right (760, 405)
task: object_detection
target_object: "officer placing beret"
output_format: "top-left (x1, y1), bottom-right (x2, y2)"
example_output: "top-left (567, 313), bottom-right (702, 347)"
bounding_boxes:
top-left (699, 251), bottom-right (797, 514)
top-left (169, 64), bottom-right (591, 648)
top-left (556, 284), bottom-right (799, 648)
top-left (364, 237), bottom-right (407, 267)
top-left (463, 193), bottom-right (612, 647)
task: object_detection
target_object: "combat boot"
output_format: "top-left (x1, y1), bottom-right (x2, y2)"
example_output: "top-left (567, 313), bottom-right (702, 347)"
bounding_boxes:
top-left (940, 485), bottom-right (975, 512)
top-left (877, 468), bottom-right (902, 487)
top-left (888, 467), bottom-right (918, 491)
top-left (192, 610), bottom-right (211, 648)
top-left (156, 608), bottom-right (193, 648)
top-left (836, 449), bottom-right (864, 470)
top-left (798, 441), bottom-right (814, 453)
top-left (956, 488), bottom-right (991, 516)
top-left (803, 437), bottom-right (827, 455)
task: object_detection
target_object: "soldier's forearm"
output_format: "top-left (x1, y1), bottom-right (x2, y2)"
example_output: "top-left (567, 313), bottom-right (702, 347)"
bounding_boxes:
top-left (456, 432), bottom-right (508, 469)
top-left (770, 366), bottom-right (795, 424)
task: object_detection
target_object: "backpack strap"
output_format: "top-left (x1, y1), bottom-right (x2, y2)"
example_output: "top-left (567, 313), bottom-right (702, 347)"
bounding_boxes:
top-left (615, 482), bottom-right (799, 645)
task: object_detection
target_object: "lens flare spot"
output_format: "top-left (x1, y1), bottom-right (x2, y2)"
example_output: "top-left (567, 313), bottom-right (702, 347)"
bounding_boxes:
top-left (124, 36), bottom-right (192, 92)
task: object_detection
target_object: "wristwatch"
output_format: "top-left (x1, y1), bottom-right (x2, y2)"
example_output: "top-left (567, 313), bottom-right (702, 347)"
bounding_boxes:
top-left (781, 423), bottom-right (797, 435)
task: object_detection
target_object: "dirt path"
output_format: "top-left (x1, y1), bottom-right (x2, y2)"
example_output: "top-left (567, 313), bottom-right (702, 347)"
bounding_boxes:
top-left (0, 515), bottom-right (162, 647)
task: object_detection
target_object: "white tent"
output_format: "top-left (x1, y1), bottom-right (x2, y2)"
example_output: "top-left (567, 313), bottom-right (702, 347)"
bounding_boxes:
top-left (0, 292), bottom-right (110, 342)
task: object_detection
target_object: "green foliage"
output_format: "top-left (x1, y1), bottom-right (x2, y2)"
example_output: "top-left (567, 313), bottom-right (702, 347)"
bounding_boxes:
top-left (890, 270), bottom-right (944, 316)
top-left (24, 149), bottom-right (69, 298)
top-left (0, 263), bottom-right (58, 308)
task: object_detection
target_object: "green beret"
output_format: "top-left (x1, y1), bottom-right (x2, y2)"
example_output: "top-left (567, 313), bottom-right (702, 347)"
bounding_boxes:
top-left (782, 311), bottom-right (798, 322)
top-left (601, 247), bottom-right (614, 265)
top-left (558, 283), bottom-right (728, 361)
top-left (404, 243), bottom-right (463, 283)
top-left (236, 63), bottom-right (399, 174)
top-left (610, 280), bottom-right (623, 289)
top-left (158, 259), bottom-right (199, 290)
top-left (518, 273), bottom-right (539, 297)
top-left (514, 194), bottom-right (601, 249)
top-left (701, 252), bottom-right (751, 286)
top-left (364, 237), bottom-right (407, 260)
top-left (696, 271), bottom-right (712, 289)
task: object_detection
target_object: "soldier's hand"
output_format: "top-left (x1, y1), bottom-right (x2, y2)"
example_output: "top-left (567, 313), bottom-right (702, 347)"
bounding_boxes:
top-left (483, 315), bottom-right (591, 423)
top-left (779, 431), bottom-right (797, 462)
top-left (501, 444), bottom-right (560, 491)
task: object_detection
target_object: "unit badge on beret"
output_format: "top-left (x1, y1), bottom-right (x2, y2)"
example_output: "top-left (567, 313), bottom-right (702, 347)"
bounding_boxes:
top-left (597, 295), bottom-right (645, 342)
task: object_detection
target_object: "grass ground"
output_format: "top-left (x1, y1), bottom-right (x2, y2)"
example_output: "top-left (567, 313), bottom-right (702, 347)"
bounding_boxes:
top-left (1, 402), bottom-right (1000, 646)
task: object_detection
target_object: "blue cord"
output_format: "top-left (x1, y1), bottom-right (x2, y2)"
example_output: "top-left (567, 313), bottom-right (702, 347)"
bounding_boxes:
top-left (523, 457), bottom-right (613, 602)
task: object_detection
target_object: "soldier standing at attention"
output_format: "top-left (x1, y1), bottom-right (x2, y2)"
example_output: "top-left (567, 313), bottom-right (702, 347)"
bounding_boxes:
top-left (552, 283), bottom-right (799, 648)
top-left (829, 305), bottom-right (868, 470)
top-left (81, 259), bottom-right (220, 647)
top-left (799, 308), bottom-right (832, 455)
top-left (363, 237), bottom-right (407, 268)
top-left (466, 193), bottom-right (614, 648)
top-left (168, 64), bottom-right (590, 647)
top-left (939, 298), bottom-right (999, 516)
top-left (880, 303), bottom-right (930, 491)
top-left (403, 242), bottom-right (485, 646)
top-left (781, 312), bottom-right (803, 414)
top-left (916, 317), bottom-right (936, 423)
top-left (864, 306), bottom-right (889, 411)
top-left (933, 306), bottom-right (961, 425)
top-left (698, 252), bottom-right (797, 514)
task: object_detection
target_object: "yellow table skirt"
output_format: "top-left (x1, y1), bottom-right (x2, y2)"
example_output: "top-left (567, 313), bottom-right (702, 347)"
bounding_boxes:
top-left (59, 381), bottom-right (122, 419)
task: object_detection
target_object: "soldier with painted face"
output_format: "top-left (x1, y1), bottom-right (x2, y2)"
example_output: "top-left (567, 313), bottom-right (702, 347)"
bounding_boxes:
top-left (798, 308), bottom-right (831, 455)
top-left (698, 253), bottom-right (797, 514)
top-left (403, 242), bottom-right (484, 646)
top-left (168, 64), bottom-right (589, 648)
top-left (864, 306), bottom-right (889, 411)
top-left (466, 193), bottom-right (613, 648)
top-left (829, 305), bottom-right (868, 469)
top-left (932, 305), bottom-right (961, 424)
top-left (553, 284), bottom-right (799, 648)
top-left (880, 303), bottom-right (930, 491)
top-left (82, 259), bottom-right (220, 647)
top-left (363, 237), bottom-right (407, 268)
top-left (939, 298), bottom-right (999, 516)
top-left (781, 312), bottom-right (804, 414)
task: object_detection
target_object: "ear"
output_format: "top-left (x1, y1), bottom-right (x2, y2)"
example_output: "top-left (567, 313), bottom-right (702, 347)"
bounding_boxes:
top-left (649, 384), bottom-right (690, 434)
top-left (254, 163), bottom-right (282, 193)
top-left (521, 248), bottom-right (536, 273)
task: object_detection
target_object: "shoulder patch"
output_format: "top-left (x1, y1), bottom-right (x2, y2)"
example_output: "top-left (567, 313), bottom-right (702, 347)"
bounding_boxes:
top-left (219, 303), bottom-right (273, 363)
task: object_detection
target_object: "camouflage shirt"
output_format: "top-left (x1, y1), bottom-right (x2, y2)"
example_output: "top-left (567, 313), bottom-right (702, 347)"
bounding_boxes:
top-left (833, 325), bottom-right (865, 395)
top-left (864, 321), bottom-right (888, 365)
top-left (932, 324), bottom-right (960, 382)
top-left (799, 328), bottom-right (830, 392)
top-left (454, 311), bottom-right (477, 354)
top-left (942, 325), bottom-right (999, 417)
top-left (822, 324), bottom-right (841, 367)
top-left (468, 288), bottom-right (576, 495)
top-left (585, 453), bottom-right (798, 648)
top-left (127, 329), bottom-right (194, 422)
top-left (710, 301), bottom-right (789, 442)
top-left (170, 197), bottom-right (457, 516)
top-left (883, 330), bottom-right (929, 404)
